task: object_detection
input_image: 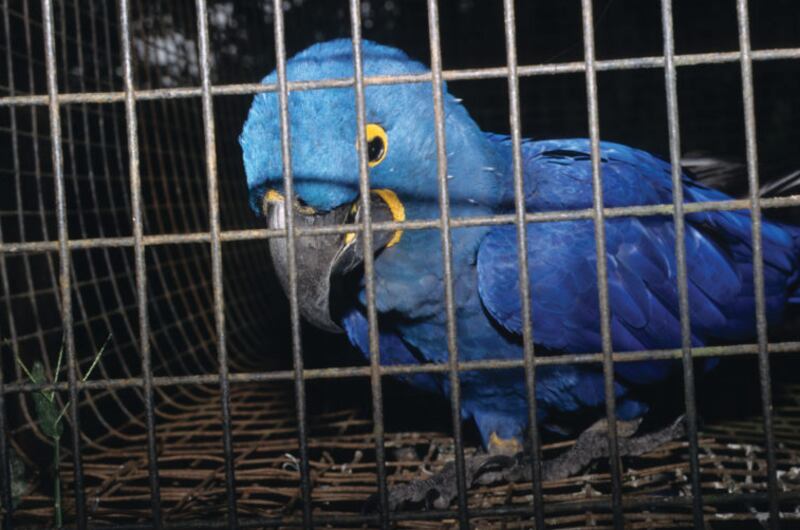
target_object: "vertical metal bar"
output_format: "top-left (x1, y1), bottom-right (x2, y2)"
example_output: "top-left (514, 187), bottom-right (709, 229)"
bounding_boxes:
top-left (0, 306), bottom-right (11, 528)
top-left (1, 0), bottom-right (19, 524)
top-left (94, 0), bottom-right (161, 406)
top-left (658, 1), bottom-right (704, 527)
top-left (195, 1), bottom-right (239, 527)
top-left (499, 1), bottom-right (546, 528)
top-left (74, 0), bottom-right (145, 420)
top-left (58, 0), bottom-right (122, 431)
top-left (578, 1), bottom-right (624, 527)
top-left (271, 1), bottom-right (313, 526)
top-left (135, 0), bottom-right (219, 389)
top-left (346, 1), bottom-right (390, 526)
top-left (0, 344), bottom-right (10, 529)
top-left (40, 0), bottom-right (87, 527)
top-left (735, 1), bottom-right (779, 525)
top-left (424, 1), bottom-right (469, 527)
top-left (0, 291), bottom-right (12, 530)
top-left (117, 0), bottom-right (163, 527)
top-left (22, 0), bottom-right (61, 424)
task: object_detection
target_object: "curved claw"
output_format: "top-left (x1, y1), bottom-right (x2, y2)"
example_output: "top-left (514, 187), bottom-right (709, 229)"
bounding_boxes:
top-left (364, 415), bottom-right (688, 512)
top-left (364, 453), bottom-right (518, 512)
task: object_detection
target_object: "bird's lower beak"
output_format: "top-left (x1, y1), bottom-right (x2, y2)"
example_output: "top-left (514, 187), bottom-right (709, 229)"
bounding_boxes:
top-left (264, 190), bottom-right (402, 333)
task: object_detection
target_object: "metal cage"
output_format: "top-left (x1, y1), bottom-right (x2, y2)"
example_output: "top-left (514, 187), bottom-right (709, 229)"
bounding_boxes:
top-left (1, 0), bottom-right (800, 529)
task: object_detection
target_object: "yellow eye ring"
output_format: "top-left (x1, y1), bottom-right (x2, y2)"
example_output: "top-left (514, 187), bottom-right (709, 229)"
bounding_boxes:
top-left (365, 123), bottom-right (388, 167)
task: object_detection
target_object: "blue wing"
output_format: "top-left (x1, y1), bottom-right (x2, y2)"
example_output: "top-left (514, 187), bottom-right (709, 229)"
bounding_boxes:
top-left (341, 308), bottom-right (442, 394)
top-left (478, 139), bottom-right (800, 386)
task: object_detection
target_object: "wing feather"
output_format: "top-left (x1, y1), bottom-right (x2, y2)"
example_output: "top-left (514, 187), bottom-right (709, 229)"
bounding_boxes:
top-left (477, 140), bottom-right (799, 386)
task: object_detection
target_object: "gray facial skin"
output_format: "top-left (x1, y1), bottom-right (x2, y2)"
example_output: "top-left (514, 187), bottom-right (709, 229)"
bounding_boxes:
top-left (266, 194), bottom-right (396, 332)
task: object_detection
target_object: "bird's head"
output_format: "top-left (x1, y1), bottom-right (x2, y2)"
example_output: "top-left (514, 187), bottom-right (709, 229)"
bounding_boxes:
top-left (240, 39), bottom-right (500, 331)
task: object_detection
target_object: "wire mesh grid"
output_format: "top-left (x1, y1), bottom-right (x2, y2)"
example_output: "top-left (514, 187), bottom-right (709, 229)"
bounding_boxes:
top-left (1, 0), bottom-right (800, 529)
top-left (6, 381), bottom-right (800, 529)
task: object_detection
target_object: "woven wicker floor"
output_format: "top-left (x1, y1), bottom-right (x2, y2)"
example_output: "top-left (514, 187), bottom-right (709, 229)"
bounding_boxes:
top-left (5, 381), bottom-right (799, 529)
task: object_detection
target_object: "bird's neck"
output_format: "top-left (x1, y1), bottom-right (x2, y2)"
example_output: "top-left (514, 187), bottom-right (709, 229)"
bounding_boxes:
top-left (373, 120), bottom-right (512, 275)
top-left (366, 132), bottom-right (507, 319)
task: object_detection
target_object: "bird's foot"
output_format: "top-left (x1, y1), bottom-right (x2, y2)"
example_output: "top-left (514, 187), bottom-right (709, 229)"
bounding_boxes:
top-left (538, 414), bottom-right (686, 482)
top-left (373, 451), bottom-right (512, 511)
top-left (372, 415), bottom-right (685, 511)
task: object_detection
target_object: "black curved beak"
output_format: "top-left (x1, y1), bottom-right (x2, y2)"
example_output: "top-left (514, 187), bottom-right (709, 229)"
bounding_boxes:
top-left (265, 192), bottom-right (399, 333)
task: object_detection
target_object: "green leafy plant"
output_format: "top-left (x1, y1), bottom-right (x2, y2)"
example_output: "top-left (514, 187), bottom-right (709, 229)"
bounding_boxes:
top-left (14, 336), bottom-right (110, 528)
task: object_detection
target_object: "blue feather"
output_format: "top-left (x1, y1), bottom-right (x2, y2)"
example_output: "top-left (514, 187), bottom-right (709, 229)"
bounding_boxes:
top-left (241, 40), bottom-right (800, 447)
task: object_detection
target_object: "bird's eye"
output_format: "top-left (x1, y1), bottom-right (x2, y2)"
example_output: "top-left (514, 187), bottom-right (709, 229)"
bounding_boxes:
top-left (365, 123), bottom-right (388, 167)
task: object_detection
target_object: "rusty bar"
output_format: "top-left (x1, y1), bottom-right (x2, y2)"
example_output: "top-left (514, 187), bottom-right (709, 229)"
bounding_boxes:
top-left (39, 0), bottom-right (89, 527)
top-left (425, 0), bottom-right (469, 527)
top-left (194, 0), bottom-right (239, 527)
top-left (117, 0), bottom-right (163, 526)
top-left (2, 47), bottom-right (800, 108)
top-left (4, 338), bottom-right (800, 395)
top-left (270, 0), bottom-right (314, 525)
top-left (659, 0), bottom-right (704, 526)
top-left (579, 0), bottom-right (624, 526)
top-left (499, 0), bottom-right (546, 527)
top-left (346, 0), bottom-right (390, 525)
top-left (2, 194), bottom-right (800, 255)
top-left (736, 0), bottom-right (779, 526)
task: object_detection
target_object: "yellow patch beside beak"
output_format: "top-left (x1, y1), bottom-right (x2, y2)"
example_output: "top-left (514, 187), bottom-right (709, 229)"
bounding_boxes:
top-left (261, 189), bottom-right (285, 216)
top-left (344, 189), bottom-right (405, 248)
top-left (266, 189), bottom-right (284, 203)
top-left (372, 189), bottom-right (405, 247)
top-left (344, 203), bottom-right (359, 246)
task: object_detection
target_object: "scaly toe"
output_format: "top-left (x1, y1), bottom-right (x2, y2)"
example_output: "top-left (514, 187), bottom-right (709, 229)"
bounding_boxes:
top-left (488, 432), bottom-right (523, 456)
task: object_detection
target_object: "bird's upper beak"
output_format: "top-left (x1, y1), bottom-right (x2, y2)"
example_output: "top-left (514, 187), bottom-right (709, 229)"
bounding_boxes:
top-left (264, 190), bottom-right (404, 333)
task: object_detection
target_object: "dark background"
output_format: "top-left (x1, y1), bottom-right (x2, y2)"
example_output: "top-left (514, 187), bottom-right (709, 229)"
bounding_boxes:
top-left (209, 0), bottom-right (800, 172)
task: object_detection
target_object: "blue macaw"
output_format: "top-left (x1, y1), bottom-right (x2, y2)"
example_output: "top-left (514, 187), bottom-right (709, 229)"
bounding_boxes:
top-left (240, 40), bottom-right (800, 474)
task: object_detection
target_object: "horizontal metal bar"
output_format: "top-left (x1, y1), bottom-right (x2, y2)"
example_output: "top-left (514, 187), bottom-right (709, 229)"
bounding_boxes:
top-left (1, 47), bottom-right (799, 108)
top-left (2, 194), bottom-right (799, 255)
top-left (5, 339), bottom-right (799, 395)
top-left (49, 490), bottom-right (800, 530)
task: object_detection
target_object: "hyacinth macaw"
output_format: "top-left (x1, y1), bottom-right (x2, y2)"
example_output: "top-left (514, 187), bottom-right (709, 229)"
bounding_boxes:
top-left (240, 40), bottom-right (800, 473)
